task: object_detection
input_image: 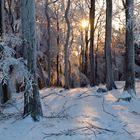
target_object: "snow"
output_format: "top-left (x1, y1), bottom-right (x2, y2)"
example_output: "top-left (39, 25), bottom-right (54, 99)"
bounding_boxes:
top-left (0, 81), bottom-right (140, 140)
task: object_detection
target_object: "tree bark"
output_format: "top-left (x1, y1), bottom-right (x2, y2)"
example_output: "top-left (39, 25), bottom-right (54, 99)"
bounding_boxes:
top-left (84, 29), bottom-right (88, 76)
top-left (56, 11), bottom-right (60, 86)
top-left (124, 0), bottom-right (136, 94)
top-left (89, 0), bottom-right (95, 86)
top-left (64, 0), bottom-right (71, 89)
top-left (104, 0), bottom-right (117, 90)
top-left (0, 0), bottom-right (4, 104)
top-left (0, 0), bottom-right (4, 36)
top-left (45, 0), bottom-right (51, 87)
top-left (21, 0), bottom-right (43, 121)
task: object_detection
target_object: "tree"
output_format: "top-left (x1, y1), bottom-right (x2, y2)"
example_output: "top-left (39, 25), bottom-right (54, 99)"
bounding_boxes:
top-left (123, 0), bottom-right (136, 94)
top-left (21, 0), bottom-right (43, 121)
top-left (56, 8), bottom-right (60, 86)
top-left (0, 0), bottom-right (11, 104)
top-left (0, 0), bottom-right (4, 36)
top-left (64, 0), bottom-right (71, 89)
top-left (0, 0), bottom-right (4, 103)
top-left (89, 0), bottom-right (95, 86)
top-left (104, 0), bottom-right (117, 90)
top-left (45, 0), bottom-right (51, 87)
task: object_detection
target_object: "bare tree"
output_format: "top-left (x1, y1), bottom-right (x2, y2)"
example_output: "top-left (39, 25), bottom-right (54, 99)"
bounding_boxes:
top-left (0, 0), bottom-right (4, 104)
top-left (64, 0), bottom-right (71, 89)
top-left (0, 0), bottom-right (4, 36)
top-left (104, 0), bottom-right (117, 90)
top-left (123, 0), bottom-right (136, 94)
top-left (21, 0), bottom-right (43, 121)
top-left (45, 0), bottom-right (51, 87)
top-left (89, 0), bottom-right (95, 86)
top-left (56, 9), bottom-right (60, 86)
top-left (0, 0), bottom-right (11, 104)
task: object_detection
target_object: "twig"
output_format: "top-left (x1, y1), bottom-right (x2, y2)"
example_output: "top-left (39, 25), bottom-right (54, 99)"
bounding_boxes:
top-left (78, 89), bottom-right (93, 97)
top-left (102, 97), bottom-right (117, 118)
top-left (86, 122), bottom-right (116, 133)
top-left (41, 92), bottom-right (65, 99)
top-left (77, 94), bottom-right (101, 99)
top-left (0, 112), bottom-right (22, 121)
top-left (42, 122), bottom-right (116, 139)
top-left (123, 128), bottom-right (133, 136)
top-left (43, 102), bottom-right (76, 120)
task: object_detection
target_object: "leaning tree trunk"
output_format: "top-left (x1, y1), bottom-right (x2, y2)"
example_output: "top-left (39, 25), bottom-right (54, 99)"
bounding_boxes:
top-left (89, 0), bottom-right (95, 86)
top-left (124, 0), bottom-right (136, 94)
top-left (21, 0), bottom-right (43, 121)
top-left (104, 0), bottom-right (117, 90)
top-left (64, 0), bottom-right (71, 89)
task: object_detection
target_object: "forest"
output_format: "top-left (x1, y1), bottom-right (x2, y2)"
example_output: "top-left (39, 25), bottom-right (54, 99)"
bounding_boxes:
top-left (0, 0), bottom-right (140, 140)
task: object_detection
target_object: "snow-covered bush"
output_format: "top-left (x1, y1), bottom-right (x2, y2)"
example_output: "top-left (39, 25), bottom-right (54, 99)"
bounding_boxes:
top-left (0, 40), bottom-right (33, 95)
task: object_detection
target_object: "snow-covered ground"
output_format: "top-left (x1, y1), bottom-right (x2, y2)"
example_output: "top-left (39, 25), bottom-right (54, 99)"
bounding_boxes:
top-left (0, 81), bottom-right (140, 140)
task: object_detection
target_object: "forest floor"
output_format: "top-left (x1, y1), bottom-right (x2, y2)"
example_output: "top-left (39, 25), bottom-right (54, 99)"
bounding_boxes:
top-left (0, 81), bottom-right (140, 140)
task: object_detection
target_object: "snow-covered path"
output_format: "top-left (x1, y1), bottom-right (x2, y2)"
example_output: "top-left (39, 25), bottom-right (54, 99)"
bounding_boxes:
top-left (0, 82), bottom-right (140, 140)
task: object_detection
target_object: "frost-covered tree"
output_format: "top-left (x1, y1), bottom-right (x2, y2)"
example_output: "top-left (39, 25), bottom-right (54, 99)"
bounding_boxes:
top-left (64, 0), bottom-right (71, 89)
top-left (0, 0), bottom-right (4, 37)
top-left (0, 42), bottom-right (22, 103)
top-left (21, 0), bottom-right (43, 121)
top-left (104, 0), bottom-right (117, 90)
top-left (123, 0), bottom-right (136, 95)
top-left (45, 0), bottom-right (51, 87)
top-left (89, 0), bottom-right (95, 86)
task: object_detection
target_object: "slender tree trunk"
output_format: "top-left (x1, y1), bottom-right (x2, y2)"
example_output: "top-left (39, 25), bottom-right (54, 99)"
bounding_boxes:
top-left (0, 0), bottom-right (7, 104)
top-left (6, 0), bottom-right (14, 33)
top-left (89, 0), bottom-right (95, 86)
top-left (64, 0), bottom-right (71, 89)
top-left (0, 0), bottom-right (4, 36)
top-left (56, 13), bottom-right (60, 86)
top-left (124, 0), bottom-right (136, 94)
top-left (0, 83), bottom-right (3, 104)
top-left (45, 1), bottom-right (51, 87)
top-left (0, 0), bottom-right (4, 103)
top-left (104, 0), bottom-right (117, 90)
top-left (37, 59), bottom-right (46, 88)
top-left (81, 44), bottom-right (85, 74)
top-left (21, 0), bottom-right (43, 121)
top-left (84, 29), bottom-right (88, 76)
top-left (95, 27), bottom-right (100, 85)
top-left (80, 31), bottom-right (84, 72)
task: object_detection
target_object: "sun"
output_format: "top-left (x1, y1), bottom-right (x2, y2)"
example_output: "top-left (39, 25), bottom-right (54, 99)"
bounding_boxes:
top-left (81, 19), bottom-right (89, 29)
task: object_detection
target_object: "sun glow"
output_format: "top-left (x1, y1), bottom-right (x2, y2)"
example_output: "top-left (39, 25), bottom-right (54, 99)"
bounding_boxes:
top-left (81, 19), bottom-right (89, 29)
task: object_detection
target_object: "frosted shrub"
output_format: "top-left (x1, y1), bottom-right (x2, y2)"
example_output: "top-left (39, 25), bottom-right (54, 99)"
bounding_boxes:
top-left (0, 41), bottom-right (33, 96)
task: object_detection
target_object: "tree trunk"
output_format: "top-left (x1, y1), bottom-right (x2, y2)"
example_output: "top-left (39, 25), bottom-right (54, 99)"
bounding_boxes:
top-left (21, 0), bottom-right (43, 121)
top-left (0, 0), bottom-right (11, 104)
top-left (0, 0), bottom-right (4, 104)
top-left (64, 0), bottom-right (71, 89)
top-left (89, 0), bottom-right (95, 86)
top-left (104, 0), bottom-right (117, 90)
top-left (56, 12), bottom-right (60, 86)
top-left (84, 29), bottom-right (88, 76)
top-left (45, 1), bottom-right (51, 87)
top-left (6, 0), bottom-right (14, 33)
top-left (0, 0), bottom-right (4, 36)
top-left (124, 0), bottom-right (136, 94)
top-left (37, 59), bottom-right (46, 89)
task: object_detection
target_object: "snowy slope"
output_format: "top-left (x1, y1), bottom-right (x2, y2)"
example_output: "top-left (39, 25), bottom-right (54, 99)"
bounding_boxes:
top-left (0, 81), bottom-right (140, 140)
